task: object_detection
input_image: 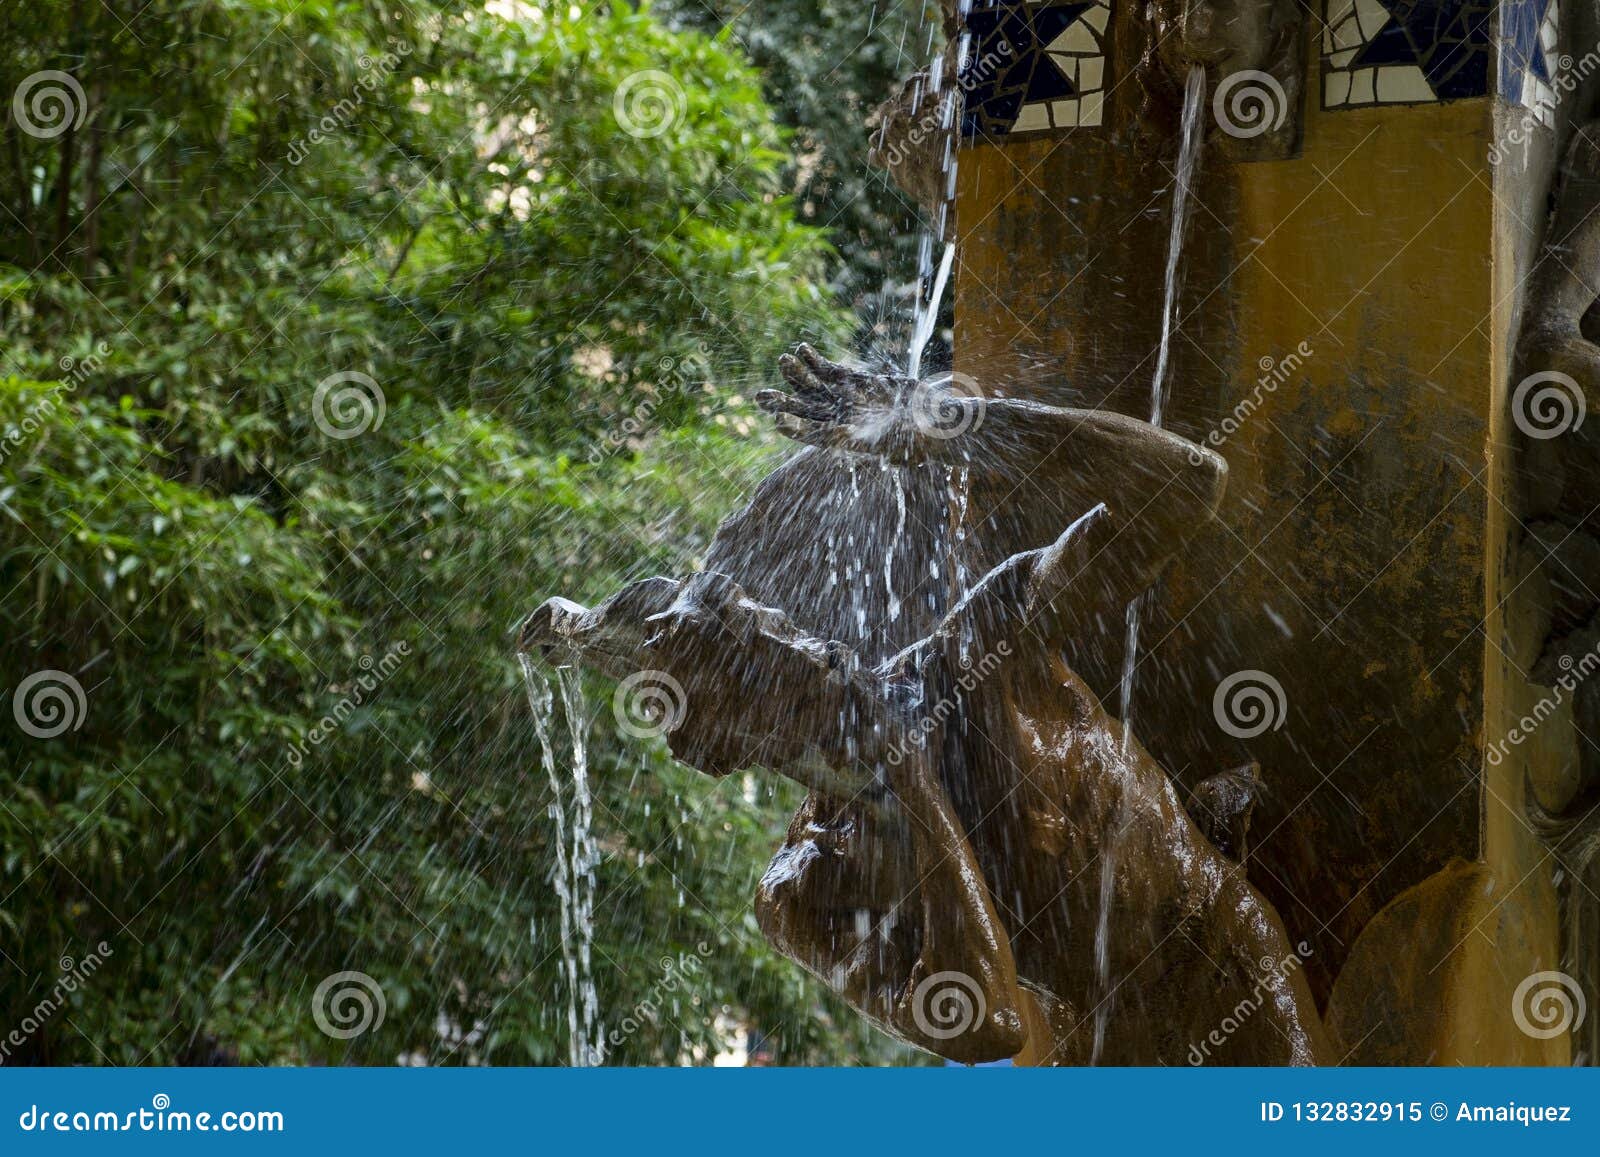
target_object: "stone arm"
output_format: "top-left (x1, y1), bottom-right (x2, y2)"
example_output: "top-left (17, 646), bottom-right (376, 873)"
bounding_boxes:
top-left (758, 345), bottom-right (1227, 620)
top-left (521, 570), bottom-right (884, 792)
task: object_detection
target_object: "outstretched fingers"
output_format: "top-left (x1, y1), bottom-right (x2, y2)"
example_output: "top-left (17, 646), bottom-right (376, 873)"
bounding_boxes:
top-left (795, 342), bottom-right (856, 387)
top-left (764, 345), bottom-right (917, 451)
top-left (776, 358), bottom-right (831, 399)
top-left (756, 388), bottom-right (835, 423)
top-left (767, 345), bottom-right (864, 431)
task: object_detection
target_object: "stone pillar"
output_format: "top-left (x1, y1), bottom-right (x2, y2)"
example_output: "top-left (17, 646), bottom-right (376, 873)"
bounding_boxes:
top-left (953, 0), bottom-right (1593, 1063)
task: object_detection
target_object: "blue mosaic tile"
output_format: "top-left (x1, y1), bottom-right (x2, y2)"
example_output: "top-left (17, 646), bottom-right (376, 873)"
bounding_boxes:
top-left (960, 0), bottom-right (1112, 139)
top-left (1322, 0), bottom-right (1495, 108)
top-left (1499, 0), bottom-right (1560, 125)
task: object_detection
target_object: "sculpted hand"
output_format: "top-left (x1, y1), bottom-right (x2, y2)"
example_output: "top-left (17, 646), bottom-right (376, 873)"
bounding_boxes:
top-left (757, 344), bottom-right (925, 460)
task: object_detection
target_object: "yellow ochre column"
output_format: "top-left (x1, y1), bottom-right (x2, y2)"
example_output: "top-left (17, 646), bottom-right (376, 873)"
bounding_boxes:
top-left (952, 0), bottom-right (1577, 1063)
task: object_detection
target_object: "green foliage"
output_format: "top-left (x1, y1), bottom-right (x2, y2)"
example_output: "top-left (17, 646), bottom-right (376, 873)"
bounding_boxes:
top-left (655, 0), bottom-right (944, 329)
top-left (0, 0), bottom-right (905, 1065)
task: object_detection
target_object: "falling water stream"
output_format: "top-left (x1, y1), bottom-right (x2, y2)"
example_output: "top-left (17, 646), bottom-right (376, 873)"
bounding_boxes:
top-left (905, 8), bottom-right (964, 384)
top-left (1118, 64), bottom-right (1208, 751)
top-left (1149, 65), bottom-right (1208, 430)
top-left (1095, 65), bottom-right (1208, 1066)
top-left (520, 655), bottom-right (601, 1065)
top-left (908, 240), bottom-right (957, 380)
top-left (869, 7), bottom-right (968, 631)
top-left (519, 6), bottom-right (1028, 1068)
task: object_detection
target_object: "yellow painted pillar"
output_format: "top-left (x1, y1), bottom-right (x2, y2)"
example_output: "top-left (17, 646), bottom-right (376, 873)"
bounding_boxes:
top-left (953, 0), bottom-right (1582, 1062)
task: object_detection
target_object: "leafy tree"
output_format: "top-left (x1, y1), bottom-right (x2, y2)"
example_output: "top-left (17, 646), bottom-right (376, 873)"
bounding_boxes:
top-left (654, 0), bottom-right (946, 350)
top-left (0, 0), bottom-right (907, 1065)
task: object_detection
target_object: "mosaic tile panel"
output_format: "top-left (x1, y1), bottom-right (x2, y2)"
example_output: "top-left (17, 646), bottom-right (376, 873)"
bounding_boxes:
top-left (1499, 0), bottom-right (1561, 126)
top-left (1321, 0), bottom-right (1495, 109)
top-left (960, 0), bottom-right (1112, 139)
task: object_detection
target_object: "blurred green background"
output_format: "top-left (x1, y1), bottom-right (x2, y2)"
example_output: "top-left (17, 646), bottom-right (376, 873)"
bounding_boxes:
top-left (0, 0), bottom-right (940, 1064)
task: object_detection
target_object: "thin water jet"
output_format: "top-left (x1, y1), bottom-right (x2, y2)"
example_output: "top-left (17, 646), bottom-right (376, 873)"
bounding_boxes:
top-left (908, 241), bottom-right (956, 380)
top-left (1119, 63), bottom-right (1208, 750)
top-left (1149, 65), bottom-right (1207, 427)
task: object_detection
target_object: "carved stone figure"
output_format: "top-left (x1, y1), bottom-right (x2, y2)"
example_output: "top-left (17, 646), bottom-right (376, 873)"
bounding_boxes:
top-left (521, 348), bottom-right (1328, 1064)
top-left (1514, 120), bottom-right (1600, 1063)
top-left (1516, 119), bottom-right (1600, 837)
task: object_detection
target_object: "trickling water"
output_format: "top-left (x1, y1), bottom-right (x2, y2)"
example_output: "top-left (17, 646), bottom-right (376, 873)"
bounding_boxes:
top-left (1117, 597), bottom-right (1145, 758)
top-left (520, 655), bottom-right (601, 1066)
top-left (948, 465), bottom-right (975, 668)
top-left (1119, 64), bottom-right (1207, 751)
top-left (884, 466), bottom-right (909, 624)
top-left (1090, 843), bottom-right (1118, 1062)
top-left (1097, 65), bottom-right (1208, 1066)
top-left (558, 668), bottom-right (600, 1064)
top-left (904, 15), bottom-right (965, 382)
top-left (1149, 65), bottom-right (1207, 427)
top-left (520, 658), bottom-right (576, 1058)
top-left (908, 241), bottom-right (956, 380)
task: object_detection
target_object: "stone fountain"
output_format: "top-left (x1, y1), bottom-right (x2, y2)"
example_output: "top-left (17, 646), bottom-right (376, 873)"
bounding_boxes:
top-left (523, 0), bottom-right (1600, 1064)
top-left (523, 348), bottom-right (1324, 1064)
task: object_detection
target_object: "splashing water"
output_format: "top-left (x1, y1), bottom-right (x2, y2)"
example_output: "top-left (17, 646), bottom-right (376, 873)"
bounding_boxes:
top-left (520, 655), bottom-right (601, 1065)
top-left (1097, 65), bottom-right (1208, 1066)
